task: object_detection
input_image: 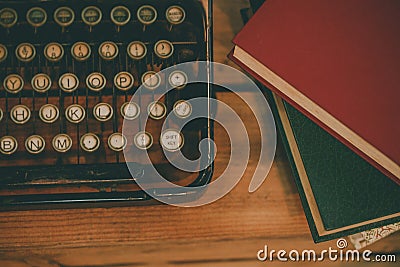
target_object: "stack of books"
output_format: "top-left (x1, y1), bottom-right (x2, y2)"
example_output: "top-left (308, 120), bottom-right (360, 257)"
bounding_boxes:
top-left (230, 0), bottom-right (400, 243)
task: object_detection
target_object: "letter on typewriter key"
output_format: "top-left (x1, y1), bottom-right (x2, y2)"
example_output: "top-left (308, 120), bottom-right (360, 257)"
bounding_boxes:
top-left (127, 41), bottom-right (147, 60)
top-left (168, 70), bottom-right (187, 89)
top-left (154, 40), bottom-right (174, 59)
top-left (39, 104), bottom-right (59, 124)
top-left (134, 131), bottom-right (153, 150)
top-left (52, 133), bottom-right (72, 153)
top-left (111, 6), bottom-right (131, 27)
top-left (114, 71), bottom-right (134, 91)
top-left (44, 42), bottom-right (64, 62)
top-left (137, 5), bottom-right (157, 25)
top-left (160, 129), bottom-right (183, 152)
top-left (54, 7), bottom-right (75, 27)
top-left (59, 73), bottom-right (79, 92)
top-left (25, 135), bottom-right (45, 154)
top-left (99, 41), bottom-right (118, 60)
top-left (0, 8), bottom-right (17, 28)
top-left (166, 6), bottom-right (185, 25)
top-left (173, 100), bottom-right (192, 118)
top-left (71, 42), bottom-right (91, 61)
top-left (65, 104), bottom-right (85, 124)
top-left (80, 133), bottom-right (100, 152)
top-left (93, 102), bottom-right (113, 122)
top-left (121, 102), bottom-right (140, 120)
top-left (108, 133), bottom-right (127, 152)
top-left (32, 73), bottom-right (52, 93)
top-left (3, 74), bottom-right (24, 94)
top-left (141, 71), bottom-right (160, 90)
top-left (148, 101), bottom-right (166, 120)
top-left (26, 7), bottom-right (47, 27)
top-left (81, 6), bottom-right (102, 26)
top-left (10, 104), bottom-right (31, 124)
top-left (0, 136), bottom-right (18, 155)
top-left (15, 43), bottom-right (36, 62)
top-left (0, 44), bottom-right (7, 62)
top-left (86, 72), bottom-right (106, 91)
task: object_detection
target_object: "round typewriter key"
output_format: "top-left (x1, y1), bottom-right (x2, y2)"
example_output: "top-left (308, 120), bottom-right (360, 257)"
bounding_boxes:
top-left (3, 74), bottom-right (24, 94)
top-left (137, 5), bottom-right (157, 25)
top-left (166, 6), bottom-right (185, 25)
top-left (54, 7), bottom-right (75, 27)
top-left (82, 6), bottom-right (102, 26)
top-left (154, 40), bottom-right (174, 59)
top-left (148, 101), bottom-right (166, 120)
top-left (0, 136), bottom-right (18, 155)
top-left (86, 72), bottom-right (106, 91)
top-left (134, 131), bottom-right (153, 150)
top-left (15, 43), bottom-right (36, 62)
top-left (108, 132), bottom-right (127, 152)
top-left (25, 135), bottom-right (45, 154)
top-left (80, 133), bottom-right (100, 152)
top-left (141, 71), bottom-right (161, 90)
top-left (173, 100), bottom-right (192, 118)
top-left (168, 70), bottom-right (187, 89)
top-left (0, 44), bottom-right (8, 62)
top-left (0, 8), bottom-right (17, 28)
top-left (71, 41), bottom-right (91, 61)
top-left (39, 104), bottom-right (59, 124)
top-left (26, 7), bottom-right (47, 27)
top-left (59, 73), bottom-right (79, 93)
top-left (0, 108), bottom-right (2, 122)
top-left (52, 133), bottom-right (72, 153)
top-left (127, 41), bottom-right (147, 60)
top-left (31, 73), bottom-right (52, 93)
top-left (99, 41), bottom-right (118, 60)
top-left (65, 104), bottom-right (85, 124)
top-left (160, 129), bottom-right (184, 152)
top-left (10, 104), bottom-right (31, 124)
top-left (121, 102), bottom-right (140, 120)
top-left (111, 6), bottom-right (131, 26)
top-left (44, 42), bottom-right (64, 62)
top-left (93, 102), bottom-right (113, 122)
top-left (114, 71), bottom-right (134, 91)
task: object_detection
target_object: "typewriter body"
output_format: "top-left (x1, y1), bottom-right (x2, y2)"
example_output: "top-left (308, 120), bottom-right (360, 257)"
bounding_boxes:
top-left (0, 0), bottom-right (213, 208)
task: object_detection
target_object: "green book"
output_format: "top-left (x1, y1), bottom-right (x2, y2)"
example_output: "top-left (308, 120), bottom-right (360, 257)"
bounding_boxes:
top-left (269, 93), bottom-right (400, 242)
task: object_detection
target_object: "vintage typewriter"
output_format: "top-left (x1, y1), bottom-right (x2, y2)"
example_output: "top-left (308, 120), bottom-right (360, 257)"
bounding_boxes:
top-left (0, 0), bottom-right (213, 208)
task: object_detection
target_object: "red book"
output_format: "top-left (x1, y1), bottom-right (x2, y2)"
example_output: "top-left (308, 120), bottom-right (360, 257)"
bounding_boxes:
top-left (231, 0), bottom-right (400, 183)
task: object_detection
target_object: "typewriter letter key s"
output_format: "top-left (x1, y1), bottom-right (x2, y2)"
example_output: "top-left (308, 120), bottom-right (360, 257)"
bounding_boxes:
top-left (0, 0), bottom-right (213, 208)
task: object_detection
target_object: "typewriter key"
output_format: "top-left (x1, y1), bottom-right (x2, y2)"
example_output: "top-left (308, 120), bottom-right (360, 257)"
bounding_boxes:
top-left (31, 73), bottom-right (52, 93)
top-left (173, 100), bottom-right (192, 118)
top-left (71, 42), bottom-right (91, 61)
top-left (141, 71), bottom-right (160, 90)
top-left (52, 134), bottom-right (72, 153)
top-left (168, 70), bottom-right (187, 89)
top-left (137, 5), bottom-right (157, 25)
top-left (59, 73), bottom-right (79, 92)
top-left (127, 41), bottom-right (147, 60)
top-left (111, 6), bottom-right (131, 26)
top-left (86, 72), bottom-right (106, 91)
top-left (0, 136), bottom-right (18, 155)
top-left (148, 101), bottom-right (166, 120)
top-left (0, 44), bottom-right (8, 62)
top-left (39, 104), bottom-right (59, 124)
top-left (54, 7), bottom-right (74, 27)
top-left (10, 105), bottom-right (31, 124)
top-left (160, 129), bottom-right (184, 152)
top-left (26, 7), bottom-right (47, 27)
top-left (0, 108), bottom-right (3, 121)
top-left (108, 133), bottom-right (127, 152)
top-left (121, 102), bottom-right (140, 120)
top-left (154, 40), bottom-right (174, 59)
top-left (82, 6), bottom-right (102, 26)
top-left (80, 133), bottom-right (100, 152)
top-left (65, 104), bottom-right (85, 124)
top-left (15, 43), bottom-right (36, 62)
top-left (93, 102), bottom-right (113, 122)
top-left (114, 71), bottom-right (134, 91)
top-left (134, 131), bottom-right (153, 150)
top-left (166, 6), bottom-right (185, 25)
top-left (3, 74), bottom-right (24, 94)
top-left (99, 41), bottom-right (118, 60)
top-left (44, 42), bottom-right (64, 62)
top-left (25, 135), bottom-right (45, 154)
top-left (0, 8), bottom-right (17, 28)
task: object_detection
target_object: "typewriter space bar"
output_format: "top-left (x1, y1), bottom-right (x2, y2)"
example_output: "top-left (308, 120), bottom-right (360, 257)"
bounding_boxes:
top-left (0, 163), bottom-right (145, 187)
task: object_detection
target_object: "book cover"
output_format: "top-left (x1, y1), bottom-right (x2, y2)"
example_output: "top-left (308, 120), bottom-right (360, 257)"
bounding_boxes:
top-left (231, 0), bottom-right (400, 183)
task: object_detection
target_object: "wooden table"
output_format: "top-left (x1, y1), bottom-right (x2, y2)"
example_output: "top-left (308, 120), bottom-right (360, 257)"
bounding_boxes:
top-left (0, 1), bottom-right (398, 266)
